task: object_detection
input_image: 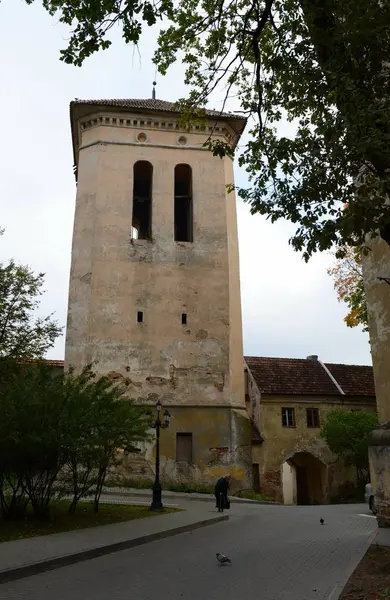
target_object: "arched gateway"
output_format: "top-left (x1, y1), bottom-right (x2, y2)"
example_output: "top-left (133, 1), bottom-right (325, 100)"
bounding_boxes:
top-left (282, 452), bottom-right (328, 505)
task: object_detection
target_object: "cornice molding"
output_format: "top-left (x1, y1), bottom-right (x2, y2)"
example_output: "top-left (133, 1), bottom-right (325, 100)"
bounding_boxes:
top-left (78, 139), bottom-right (234, 156)
top-left (79, 111), bottom-right (237, 144)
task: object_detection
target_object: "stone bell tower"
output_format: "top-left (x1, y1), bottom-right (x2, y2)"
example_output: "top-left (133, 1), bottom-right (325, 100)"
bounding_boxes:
top-left (66, 96), bottom-right (251, 487)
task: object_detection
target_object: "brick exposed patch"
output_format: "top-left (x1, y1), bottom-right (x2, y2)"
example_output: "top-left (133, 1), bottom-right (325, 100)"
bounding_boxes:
top-left (261, 469), bottom-right (282, 502)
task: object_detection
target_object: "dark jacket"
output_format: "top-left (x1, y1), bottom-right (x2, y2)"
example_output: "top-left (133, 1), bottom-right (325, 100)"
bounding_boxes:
top-left (215, 477), bottom-right (229, 496)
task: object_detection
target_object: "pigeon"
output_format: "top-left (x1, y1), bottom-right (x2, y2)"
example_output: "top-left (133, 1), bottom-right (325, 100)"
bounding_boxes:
top-left (216, 553), bottom-right (231, 565)
top-left (320, 518), bottom-right (324, 525)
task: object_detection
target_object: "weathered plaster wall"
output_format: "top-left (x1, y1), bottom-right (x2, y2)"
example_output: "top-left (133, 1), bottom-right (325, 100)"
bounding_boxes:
top-left (110, 406), bottom-right (252, 488)
top-left (244, 362), bottom-right (261, 428)
top-left (225, 158), bottom-right (245, 406)
top-left (362, 236), bottom-right (390, 525)
top-left (252, 395), bottom-right (376, 502)
top-left (362, 236), bottom-right (390, 423)
top-left (65, 106), bottom-right (251, 488)
top-left (66, 114), bottom-right (245, 409)
top-left (282, 460), bottom-right (296, 504)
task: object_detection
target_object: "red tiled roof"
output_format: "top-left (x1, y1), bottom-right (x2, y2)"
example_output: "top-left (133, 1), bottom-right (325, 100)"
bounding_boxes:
top-left (43, 359), bottom-right (65, 367)
top-left (71, 98), bottom-right (244, 120)
top-left (245, 356), bottom-right (375, 397)
top-left (70, 97), bottom-right (246, 179)
top-left (325, 363), bottom-right (375, 397)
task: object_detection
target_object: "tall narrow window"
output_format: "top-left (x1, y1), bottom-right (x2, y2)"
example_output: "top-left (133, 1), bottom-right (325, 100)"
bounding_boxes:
top-left (132, 161), bottom-right (152, 239)
top-left (174, 164), bottom-right (193, 242)
top-left (282, 407), bottom-right (296, 428)
top-left (306, 407), bottom-right (320, 428)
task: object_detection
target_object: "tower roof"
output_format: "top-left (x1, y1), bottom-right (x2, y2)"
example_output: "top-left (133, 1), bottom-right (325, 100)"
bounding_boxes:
top-left (71, 98), bottom-right (245, 120)
top-left (70, 97), bottom-right (247, 177)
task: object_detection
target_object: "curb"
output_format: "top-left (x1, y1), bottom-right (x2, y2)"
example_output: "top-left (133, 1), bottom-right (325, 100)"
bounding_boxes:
top-left (0, 514), bottom-right (228, 585)
top-left (326, 582), bottom-right (345, 600)
top-left (102, 490), bottom-right (279, 506)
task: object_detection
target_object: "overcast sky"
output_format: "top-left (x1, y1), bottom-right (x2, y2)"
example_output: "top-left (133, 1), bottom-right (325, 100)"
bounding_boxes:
top-left (0, 1), bottom-right (371, 365)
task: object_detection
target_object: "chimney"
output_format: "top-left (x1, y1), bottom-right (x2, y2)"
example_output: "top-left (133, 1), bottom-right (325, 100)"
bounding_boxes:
top-left (306, 355), bottom-right (319, 361)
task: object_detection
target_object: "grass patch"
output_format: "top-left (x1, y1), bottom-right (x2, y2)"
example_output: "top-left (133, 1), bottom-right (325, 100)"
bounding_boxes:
top-left (104, 478), bottom-right (154, 490)
top-left (0, 501), bottom-right (178, 544)
top-left (233, 489), bottom-right (268, 501)
top-left (166, 483), bottom-right (213, 494)
top-left (104, 479), bottom-right (214, 494)
top-left (104, 479), bottom-right (270, 500)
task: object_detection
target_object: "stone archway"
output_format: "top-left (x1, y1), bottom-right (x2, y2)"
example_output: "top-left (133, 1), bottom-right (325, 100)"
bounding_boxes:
top-left (282, 452), bottom-right (328, 505)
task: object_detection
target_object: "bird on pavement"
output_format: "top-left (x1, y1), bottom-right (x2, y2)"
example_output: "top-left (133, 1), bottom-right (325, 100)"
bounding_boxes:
top-left (216, 553), bottom-right (231, 565)
top-left (320, 518), bottom-right (324, 525)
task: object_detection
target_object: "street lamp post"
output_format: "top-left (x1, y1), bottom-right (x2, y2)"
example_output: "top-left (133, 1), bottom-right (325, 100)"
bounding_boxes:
top-left (150, 400), bottom-right (171, 511)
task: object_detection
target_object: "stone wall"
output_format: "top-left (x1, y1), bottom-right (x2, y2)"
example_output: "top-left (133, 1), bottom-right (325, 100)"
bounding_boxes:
top-left (108, 406), bottom-right (252, 489)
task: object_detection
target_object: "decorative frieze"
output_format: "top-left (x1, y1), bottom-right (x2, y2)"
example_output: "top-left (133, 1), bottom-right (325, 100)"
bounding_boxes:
top-left (79, 112), bottom-right (236, 145)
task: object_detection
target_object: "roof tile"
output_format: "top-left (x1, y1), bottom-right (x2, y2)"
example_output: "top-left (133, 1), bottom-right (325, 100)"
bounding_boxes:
top-left (245, 356), bottom-right (375, 397)
top-left (325, 362), bottom-right (375, 397)
top-left (71, 98), bottom-right (243, 120)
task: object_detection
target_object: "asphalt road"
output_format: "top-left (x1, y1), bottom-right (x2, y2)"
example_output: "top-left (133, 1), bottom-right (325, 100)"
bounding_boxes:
top-left (0, 503), bottom-right (377, 600)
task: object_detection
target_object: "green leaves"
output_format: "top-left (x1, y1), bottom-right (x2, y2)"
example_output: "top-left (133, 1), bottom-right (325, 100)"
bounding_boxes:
top-left (0, 362), bottom-right (151, 519)
top-left (0, 259), bottom-right (62, 360)
top-left (321, 409), bottom-right (377, 478)
top-left (24, 0), bottom-right (390, 258)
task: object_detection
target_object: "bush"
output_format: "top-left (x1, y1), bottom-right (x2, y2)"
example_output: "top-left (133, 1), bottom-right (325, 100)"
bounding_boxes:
top-left (321, 410), bottom-right (377, 485)
top-left (233, 489), bottom-right (267, 501)
top-left (166, 483), bottom-right (214, 494)
top-left (0, 361), bottom-right (151, 520)
top-left (104, 478), bottom-right (154, 490)
top-left (0, 361), bottom-right (64, 519)
top-left (330, 480), bottom-right (366, 504)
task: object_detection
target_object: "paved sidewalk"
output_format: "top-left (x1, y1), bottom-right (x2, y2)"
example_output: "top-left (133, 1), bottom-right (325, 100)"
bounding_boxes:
top-left (100, 485), bottom-right (278, 505)
top-left (0, 502), bottom-right (228, 585)
top-left (0, 503), bottom-right (377, 600)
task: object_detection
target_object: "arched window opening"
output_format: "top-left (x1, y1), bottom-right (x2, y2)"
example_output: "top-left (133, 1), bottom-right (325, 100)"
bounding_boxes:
top-left (132, 161), bottom-right (152, 239)
top-left (174, 164), bottom-right (193, 242)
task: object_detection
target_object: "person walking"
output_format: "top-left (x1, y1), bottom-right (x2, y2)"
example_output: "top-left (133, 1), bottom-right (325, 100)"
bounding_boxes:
top-left (214, 475), bottom-right (231, 512)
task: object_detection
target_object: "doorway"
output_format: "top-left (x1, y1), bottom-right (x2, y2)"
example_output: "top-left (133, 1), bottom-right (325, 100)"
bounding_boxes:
top-left (252, 463), bottom-right (260, 493)
top-left (283, 452), bottom-right (327, 505)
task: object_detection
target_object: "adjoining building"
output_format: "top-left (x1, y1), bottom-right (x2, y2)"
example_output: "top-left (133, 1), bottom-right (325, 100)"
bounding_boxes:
top-left (245, 355), bottom-right (376, 504)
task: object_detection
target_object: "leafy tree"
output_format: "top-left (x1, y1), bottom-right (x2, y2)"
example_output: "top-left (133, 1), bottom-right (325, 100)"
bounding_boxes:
top-left (321, 410), bottom-right (377, 485)
top-left (0, 260), bottom-right (62, 359)
top-left (0, 361), bottom-right (151, 519)
top-left (327, 246), bottom-right (368, 332)
top-left (26, 0), bottom-right (390, 259)
top-left (62, 366), bottom-right (152, 514)
top-left (0, 361), bottom-right (65, 519)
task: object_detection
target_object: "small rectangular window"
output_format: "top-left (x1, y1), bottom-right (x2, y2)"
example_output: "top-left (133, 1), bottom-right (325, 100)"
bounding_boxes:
top-left (181, 313), bottom-right (187, 325)
top-left (306, 408), bottom-right (320, 428)
top-left (176, 433), bottom-right (193, 462)
top-left (282, 407), bottom-right (295, 428)
top-left (137, 311), bottom-right (143, 323)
